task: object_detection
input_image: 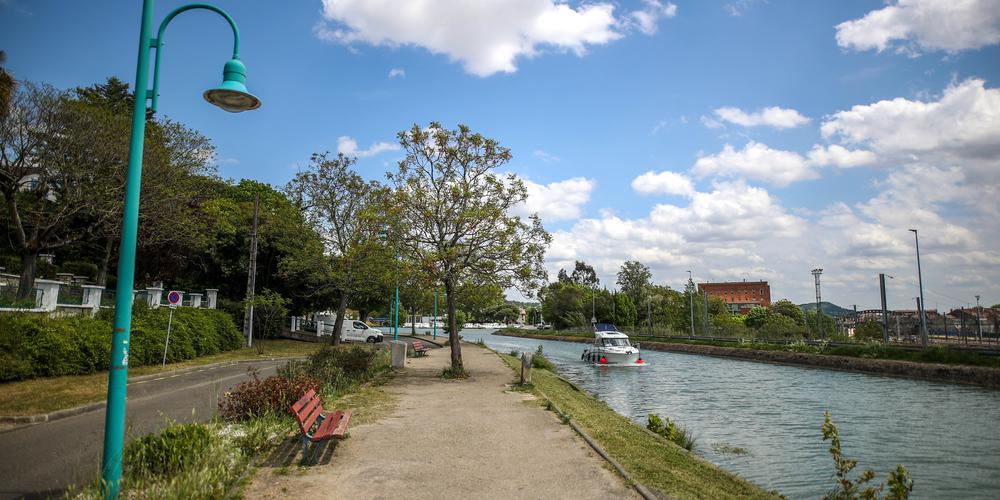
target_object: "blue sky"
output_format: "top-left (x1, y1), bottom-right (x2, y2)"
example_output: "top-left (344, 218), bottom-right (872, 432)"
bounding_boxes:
top-left (3, 0), bottom-right (999, 310)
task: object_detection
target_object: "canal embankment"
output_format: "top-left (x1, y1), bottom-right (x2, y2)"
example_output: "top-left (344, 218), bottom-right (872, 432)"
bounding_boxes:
top-left (495, 330), bottom-right (1000, 388)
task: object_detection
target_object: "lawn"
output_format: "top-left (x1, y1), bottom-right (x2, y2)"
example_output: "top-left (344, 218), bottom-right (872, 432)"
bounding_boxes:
top-left (498, 353), bottom-right (781, 500)
top-left (0, 339), bottom-right (324, 416)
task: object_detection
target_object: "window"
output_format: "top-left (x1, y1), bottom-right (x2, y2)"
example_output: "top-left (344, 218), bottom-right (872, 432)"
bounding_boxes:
top-left (353, 321), bottom-right (367, 330)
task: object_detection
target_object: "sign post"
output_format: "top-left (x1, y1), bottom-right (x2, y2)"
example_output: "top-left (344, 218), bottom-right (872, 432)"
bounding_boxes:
top-left (162, 291), bottom-right (182, 367)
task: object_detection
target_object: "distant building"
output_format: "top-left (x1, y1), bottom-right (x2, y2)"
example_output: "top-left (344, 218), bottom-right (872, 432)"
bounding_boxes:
top-left (697, 280), bottom-right (771, 314)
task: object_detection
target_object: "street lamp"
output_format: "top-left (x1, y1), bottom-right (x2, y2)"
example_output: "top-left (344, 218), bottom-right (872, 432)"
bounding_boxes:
top-left (812, 268), bottom-right (823, 338)
top-left (687, 270), bottom-right (694, 339)
top-left (975, 294), bottom-right (982, 342)
top-left (909, 229), bottom-right (928, 346)
top-left (102, 2), bottom-right (260, 497)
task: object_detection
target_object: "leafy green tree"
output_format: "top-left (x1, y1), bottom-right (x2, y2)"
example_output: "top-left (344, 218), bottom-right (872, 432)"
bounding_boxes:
top-left (771, 299), bottom-right (806, 325)
top-left (570, 260), bottom-right (599, 288)
top-left (287, 153), bottom-right (387, 344)
top-left (617, 260), bottom-right (652, 318)
top-left (247, 289), bottom-right (288, 354)
top-left (854, 320), bottom-right (883, 342)
top-left (390, 123), bottom-right (550, 373)
top-left (612, 292), bottom-right (637, 327)
top-left (0, 50), bottom-right (14, 120)
top-left (745, 306), bottom-right (770, 329)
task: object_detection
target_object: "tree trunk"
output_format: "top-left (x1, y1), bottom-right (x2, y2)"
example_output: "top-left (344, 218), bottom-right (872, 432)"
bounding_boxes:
top-left (445, 278), bottom-right (462, 372)
top-left (359, 309), bottom-right (369, 323)
top-left (331, 290), bottom-right (348, 345)
top-left (16, 251), bottom-right (37, 300)
top-left (411, 305), bottom-right (417, 336)
top-left (97, 237), bottom-right (115, 287)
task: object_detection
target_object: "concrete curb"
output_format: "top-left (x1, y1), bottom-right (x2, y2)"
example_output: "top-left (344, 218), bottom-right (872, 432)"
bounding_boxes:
top-left (0, 356), bottom-right (302, 430)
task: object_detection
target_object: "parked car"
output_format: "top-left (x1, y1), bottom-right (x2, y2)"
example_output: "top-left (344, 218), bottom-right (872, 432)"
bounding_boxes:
top-left (536, 322), bottom-right (550, 330)
top-left (317, 315), bottom-right (384, 343)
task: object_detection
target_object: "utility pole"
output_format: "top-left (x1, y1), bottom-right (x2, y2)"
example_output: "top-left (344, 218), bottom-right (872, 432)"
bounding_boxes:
top-left (976, 295), bottom-right (982, 342)
top-left (647, 295), bottom-right (652, 336)
top-left (879, 273), bottom-right (889, 344)
top-left (243, 193), bottom-right (260, 347)
top-left (687, 270), bottom-right (694, 339)
top-left (852, 304), bottom-right (858, 338)
top-left (916, 297), bottom-right (923, 342)
top-left (909, 229), bottom-right (928, 346)
top-left (591, 286), bottom-right (597, 325)
top-left (812, 268), bottom-right (823, 338)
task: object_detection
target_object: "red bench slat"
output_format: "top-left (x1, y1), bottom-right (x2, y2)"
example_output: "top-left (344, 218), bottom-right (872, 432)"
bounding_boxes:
top-left (412, 340), bottom-right (429, 352)
top-left (331, 409), bottom-right (352, 438)
top-left (312, 410), bottom-right (344, 442)
top-left (291, 389), bottom-right (316, 414)
top-left (295, 396), bottom-right (324, 435)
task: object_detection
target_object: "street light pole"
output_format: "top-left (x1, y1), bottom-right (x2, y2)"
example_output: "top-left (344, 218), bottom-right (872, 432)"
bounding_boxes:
top-left (976, 294), bottom-right (982, 342)
top-left (812, 268), bottom-right (823, 338)
top-left (102, 3), bottom-right (260, 497)
top-left (909, 229), bottom-right (928, 346)
top-left (433, 288), bottom-right (438, 340)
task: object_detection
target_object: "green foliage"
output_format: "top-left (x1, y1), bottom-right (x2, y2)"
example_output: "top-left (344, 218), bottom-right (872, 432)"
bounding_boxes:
top-left (217, 368), bottom-right (320, 421)
top-left (531, 345), bottom-right (556, 371)
top-left (123, 423), bottom-right (212, 478)
top-left (821, 411), bottom-right (913, 500)
top-left (617, 260), bottom-right (652, 309)
top-left (770, 299), bottom-right (805, 325)
top-left (0, 308), bottom-right (241, 382)
top-left (647, 413), bottom-right (697, 451)
top-left (854, 321), bottom-right (883, 342)
top-left (745, 306), bottom-right (770, 329)
top-left (279, 344), bottom-right (391, 397)
top-left (59, 261), bottom-right (98, 280)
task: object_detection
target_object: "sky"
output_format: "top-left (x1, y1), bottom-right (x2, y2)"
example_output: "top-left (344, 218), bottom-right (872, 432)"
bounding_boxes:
top-left (2, 0), bottom-right (999, 311)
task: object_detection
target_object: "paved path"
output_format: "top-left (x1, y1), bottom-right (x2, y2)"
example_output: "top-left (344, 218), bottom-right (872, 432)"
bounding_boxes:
top-left (0, 360), bottom-right (283, 499)
top-left (247, 345), bottom-right (637, 499)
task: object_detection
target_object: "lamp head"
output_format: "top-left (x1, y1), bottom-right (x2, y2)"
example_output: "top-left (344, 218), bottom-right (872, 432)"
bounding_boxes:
top-left (203, 59), bottom-right (261, 113)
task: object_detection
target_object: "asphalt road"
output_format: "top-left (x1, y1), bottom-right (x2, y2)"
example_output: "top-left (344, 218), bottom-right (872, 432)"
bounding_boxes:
top-left (0, 360), bottom-right (283, 499)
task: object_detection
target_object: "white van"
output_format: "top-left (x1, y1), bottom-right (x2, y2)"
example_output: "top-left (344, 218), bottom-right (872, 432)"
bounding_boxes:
top-left (316, 314), bottom-right (384, 343)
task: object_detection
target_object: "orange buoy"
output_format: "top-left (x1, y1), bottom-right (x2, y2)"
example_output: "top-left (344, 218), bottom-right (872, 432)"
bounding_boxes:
top-left (599, 356), bottom-right (607, 364)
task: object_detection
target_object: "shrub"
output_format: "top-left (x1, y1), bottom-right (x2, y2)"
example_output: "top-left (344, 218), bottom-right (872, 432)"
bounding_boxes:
top-left (0, 307), bottom-right (243, 382)
top-left (59, 261), bottom-right (99, 280)
top-left (532, 345), bottom-right (556, 371)
top-left (821, 411), bottom-right (913, 499)
top-left (123, 423), bottom-right (213, 477)
top-left (218, 368), bottom-right (320, 421)
top-left (647, 413), bottom-right (697, 451)
top-left (279, 345), bottom-right (390, 396)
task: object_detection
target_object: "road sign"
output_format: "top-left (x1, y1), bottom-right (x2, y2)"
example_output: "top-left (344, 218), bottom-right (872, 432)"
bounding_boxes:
top-left (167, 290), bottom-right (182, 308)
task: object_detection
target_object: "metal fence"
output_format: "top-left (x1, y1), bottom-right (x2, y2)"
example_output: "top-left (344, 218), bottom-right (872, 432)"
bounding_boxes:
top-left (0, 285), bottom-right (39, 308)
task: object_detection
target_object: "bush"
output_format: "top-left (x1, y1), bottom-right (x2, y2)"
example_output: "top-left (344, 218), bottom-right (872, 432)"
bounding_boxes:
top-left (59, 261), bottom-right (99, 280)
top-left (218, 368), bottom-right (320, 421)
top-left (0, 307), bottom-right (243, 382)
top-left (123, 423), bottom-right (213, 477)
top-left (532, 345), bottom-right (556, 371)
top-left (279, 345), bottom-right (390, 396)
top-left (647, 413), bottom-right (697, 451)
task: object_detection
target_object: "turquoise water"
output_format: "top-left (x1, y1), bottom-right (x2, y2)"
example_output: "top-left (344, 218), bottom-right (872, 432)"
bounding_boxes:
top-left (444, 329), bottom-right (1000, 499)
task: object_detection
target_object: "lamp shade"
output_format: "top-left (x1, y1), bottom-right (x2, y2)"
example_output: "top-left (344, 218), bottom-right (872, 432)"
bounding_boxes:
top-left (203, 58), bottom-right (261, 112)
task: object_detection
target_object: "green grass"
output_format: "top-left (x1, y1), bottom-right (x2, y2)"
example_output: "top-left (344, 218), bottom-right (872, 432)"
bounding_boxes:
top-left (499, 329), bottom-right (1000, 369)
top-left (0, 339), bottom-right (324, 416)
top-left (498, 353), bottom-right (780, 500)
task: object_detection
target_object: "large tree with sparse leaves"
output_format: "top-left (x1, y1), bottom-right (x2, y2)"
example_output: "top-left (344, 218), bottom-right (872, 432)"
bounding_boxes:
top-left (389, 122), bottom-right (550, 373)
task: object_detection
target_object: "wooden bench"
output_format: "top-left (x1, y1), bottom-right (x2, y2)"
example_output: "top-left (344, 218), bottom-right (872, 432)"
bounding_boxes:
top-left (291, 389), bottom-right (352, 464)
top-left (411, 340), bottom-right (431, 356)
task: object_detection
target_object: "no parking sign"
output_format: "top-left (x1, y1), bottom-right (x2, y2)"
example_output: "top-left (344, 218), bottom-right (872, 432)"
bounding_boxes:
top-left (167, 290), bottom-right (182, 308)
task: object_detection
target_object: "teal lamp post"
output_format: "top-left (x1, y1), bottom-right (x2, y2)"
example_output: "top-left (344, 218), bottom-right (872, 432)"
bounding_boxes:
top-left (101, 2), bottom-right (260, 497)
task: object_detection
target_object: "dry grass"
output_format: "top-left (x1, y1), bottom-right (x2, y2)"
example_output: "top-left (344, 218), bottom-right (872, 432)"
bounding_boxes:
top-left (0, 340), bottom-right (324, 416)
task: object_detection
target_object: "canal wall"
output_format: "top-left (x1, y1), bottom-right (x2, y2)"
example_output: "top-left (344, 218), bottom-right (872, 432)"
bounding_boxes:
top-left (495, 331), bottom-right (1000, 389)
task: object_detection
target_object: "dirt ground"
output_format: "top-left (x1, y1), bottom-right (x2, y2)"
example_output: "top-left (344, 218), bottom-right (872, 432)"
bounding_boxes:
top-left (245, 343), bottom-right (638, 499)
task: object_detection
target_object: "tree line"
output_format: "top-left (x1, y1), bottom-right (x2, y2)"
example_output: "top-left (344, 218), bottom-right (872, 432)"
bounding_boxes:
top-left (0, 70), bottom-right (549, 374)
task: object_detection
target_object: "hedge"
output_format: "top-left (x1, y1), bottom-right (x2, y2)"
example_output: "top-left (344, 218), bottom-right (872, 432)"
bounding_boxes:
top-left (0, 306), bottom-right (243, 382)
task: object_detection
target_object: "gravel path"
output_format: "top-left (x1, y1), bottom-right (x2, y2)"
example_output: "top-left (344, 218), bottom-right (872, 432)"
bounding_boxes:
top-left (247, 344), bottom-right (637, 499)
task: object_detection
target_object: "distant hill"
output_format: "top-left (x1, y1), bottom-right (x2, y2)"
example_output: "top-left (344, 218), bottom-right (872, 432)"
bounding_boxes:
top-left (799, 301), bottom-right (853, 317)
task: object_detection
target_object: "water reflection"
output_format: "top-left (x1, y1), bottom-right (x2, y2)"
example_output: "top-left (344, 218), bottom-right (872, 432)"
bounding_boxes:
top-left (446, 329), bottom-right (1000, 500)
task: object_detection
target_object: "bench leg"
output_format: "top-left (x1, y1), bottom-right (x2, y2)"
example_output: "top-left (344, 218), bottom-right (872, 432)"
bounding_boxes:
top-left (301, 436), bottom-right (311, 465)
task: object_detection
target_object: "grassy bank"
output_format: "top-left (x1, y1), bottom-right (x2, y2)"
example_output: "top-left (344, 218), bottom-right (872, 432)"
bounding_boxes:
top-left (0, 339), bottom-right (324, 416)
top-left (500, 328), bottom-right (1000, 369)
top-left (498, 352), bottom-right (780, 500)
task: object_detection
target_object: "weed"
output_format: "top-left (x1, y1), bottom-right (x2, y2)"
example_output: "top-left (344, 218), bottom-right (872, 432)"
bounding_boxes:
top-left (531, 345), bottom-right (556, 371)
top-left (821, 411), bottom-right (913, 499)
top-left (647, 413), bottom-right (698, 451)
top-left (712, 443), bottom-right (751, 456)
top-left (441, 364), bottom-right (468, 379)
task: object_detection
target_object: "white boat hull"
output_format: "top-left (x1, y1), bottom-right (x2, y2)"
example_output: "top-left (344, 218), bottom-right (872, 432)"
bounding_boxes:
top-left (582, 348), bottom-right (643, 365)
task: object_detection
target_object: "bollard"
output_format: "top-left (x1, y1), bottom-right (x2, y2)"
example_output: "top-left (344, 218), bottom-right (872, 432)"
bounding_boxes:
top-left (390, 340), bottom-right (408, 369)
top-left (520, 352), bottom-right (533, 385)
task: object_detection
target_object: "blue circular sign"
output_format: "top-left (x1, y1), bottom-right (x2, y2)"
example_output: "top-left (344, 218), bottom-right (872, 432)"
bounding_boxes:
top-left (167, 291), bottom-right (182, 305)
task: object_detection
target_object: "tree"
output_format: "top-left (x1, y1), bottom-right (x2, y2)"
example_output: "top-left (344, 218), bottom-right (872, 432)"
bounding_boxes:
top-left (745, 306), bottom-right (770, 329)
top-left (771, 299), bottom-right (805, 325)
top-left (389, 122), bottom-right (550, 373)
top-left (0, 82), bottom-right (122, 297)
top-left (570, 260), bottom-right (599, 288)
top-left (286, 152), bottom-right (385, 344)
top-left (0, 50), bottom-right (14, 119)
top-left (617, 260), bottom-right (652, 314)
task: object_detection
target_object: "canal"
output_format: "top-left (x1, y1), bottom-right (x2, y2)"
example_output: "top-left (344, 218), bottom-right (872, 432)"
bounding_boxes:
top-left (446, 329), bottom-right (1000, 499)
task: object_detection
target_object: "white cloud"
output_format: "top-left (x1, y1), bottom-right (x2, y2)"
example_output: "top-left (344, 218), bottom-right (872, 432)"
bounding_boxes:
top-left (388, 68), bottom-right (406, 78)
top-left (713, 106), bottom-right (810, 129)
top-left (532, 150), bottom-right (561, 163)
top-left (627, 0), bottom-right (678, 35)
top-left (631, 170), bottom-right (695, 197)
top-left (725, 0), bottom-right (766, 17)
top-left (316, 0), bottom-right (674, 77)
top-left (700, 114), bottom-right (724, 129)
top-left (513, 176), bottom-right (595, 222)
top-left (807, 144), bottom-right (877, 168)
top-left (820, 78), bottom-right (1000, 182)
top-left (692, 142), bottom-right (819, 187)
top-left (336, 136), bottom-right (400, 158)
top-left (835, 0), bottom-right (1000, 54)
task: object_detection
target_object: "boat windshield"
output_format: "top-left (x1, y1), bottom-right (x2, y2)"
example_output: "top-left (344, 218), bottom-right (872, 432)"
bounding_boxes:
top-left (602, 338), bottom-right (630, 347)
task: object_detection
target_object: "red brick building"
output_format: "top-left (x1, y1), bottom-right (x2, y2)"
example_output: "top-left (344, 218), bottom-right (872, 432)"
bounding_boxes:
top-left (698, 280), bottom-right (771, 314)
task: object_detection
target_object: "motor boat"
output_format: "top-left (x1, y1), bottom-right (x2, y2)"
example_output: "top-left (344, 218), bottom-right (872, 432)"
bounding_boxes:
top-left (581, 323), bottom-right (645, 365)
